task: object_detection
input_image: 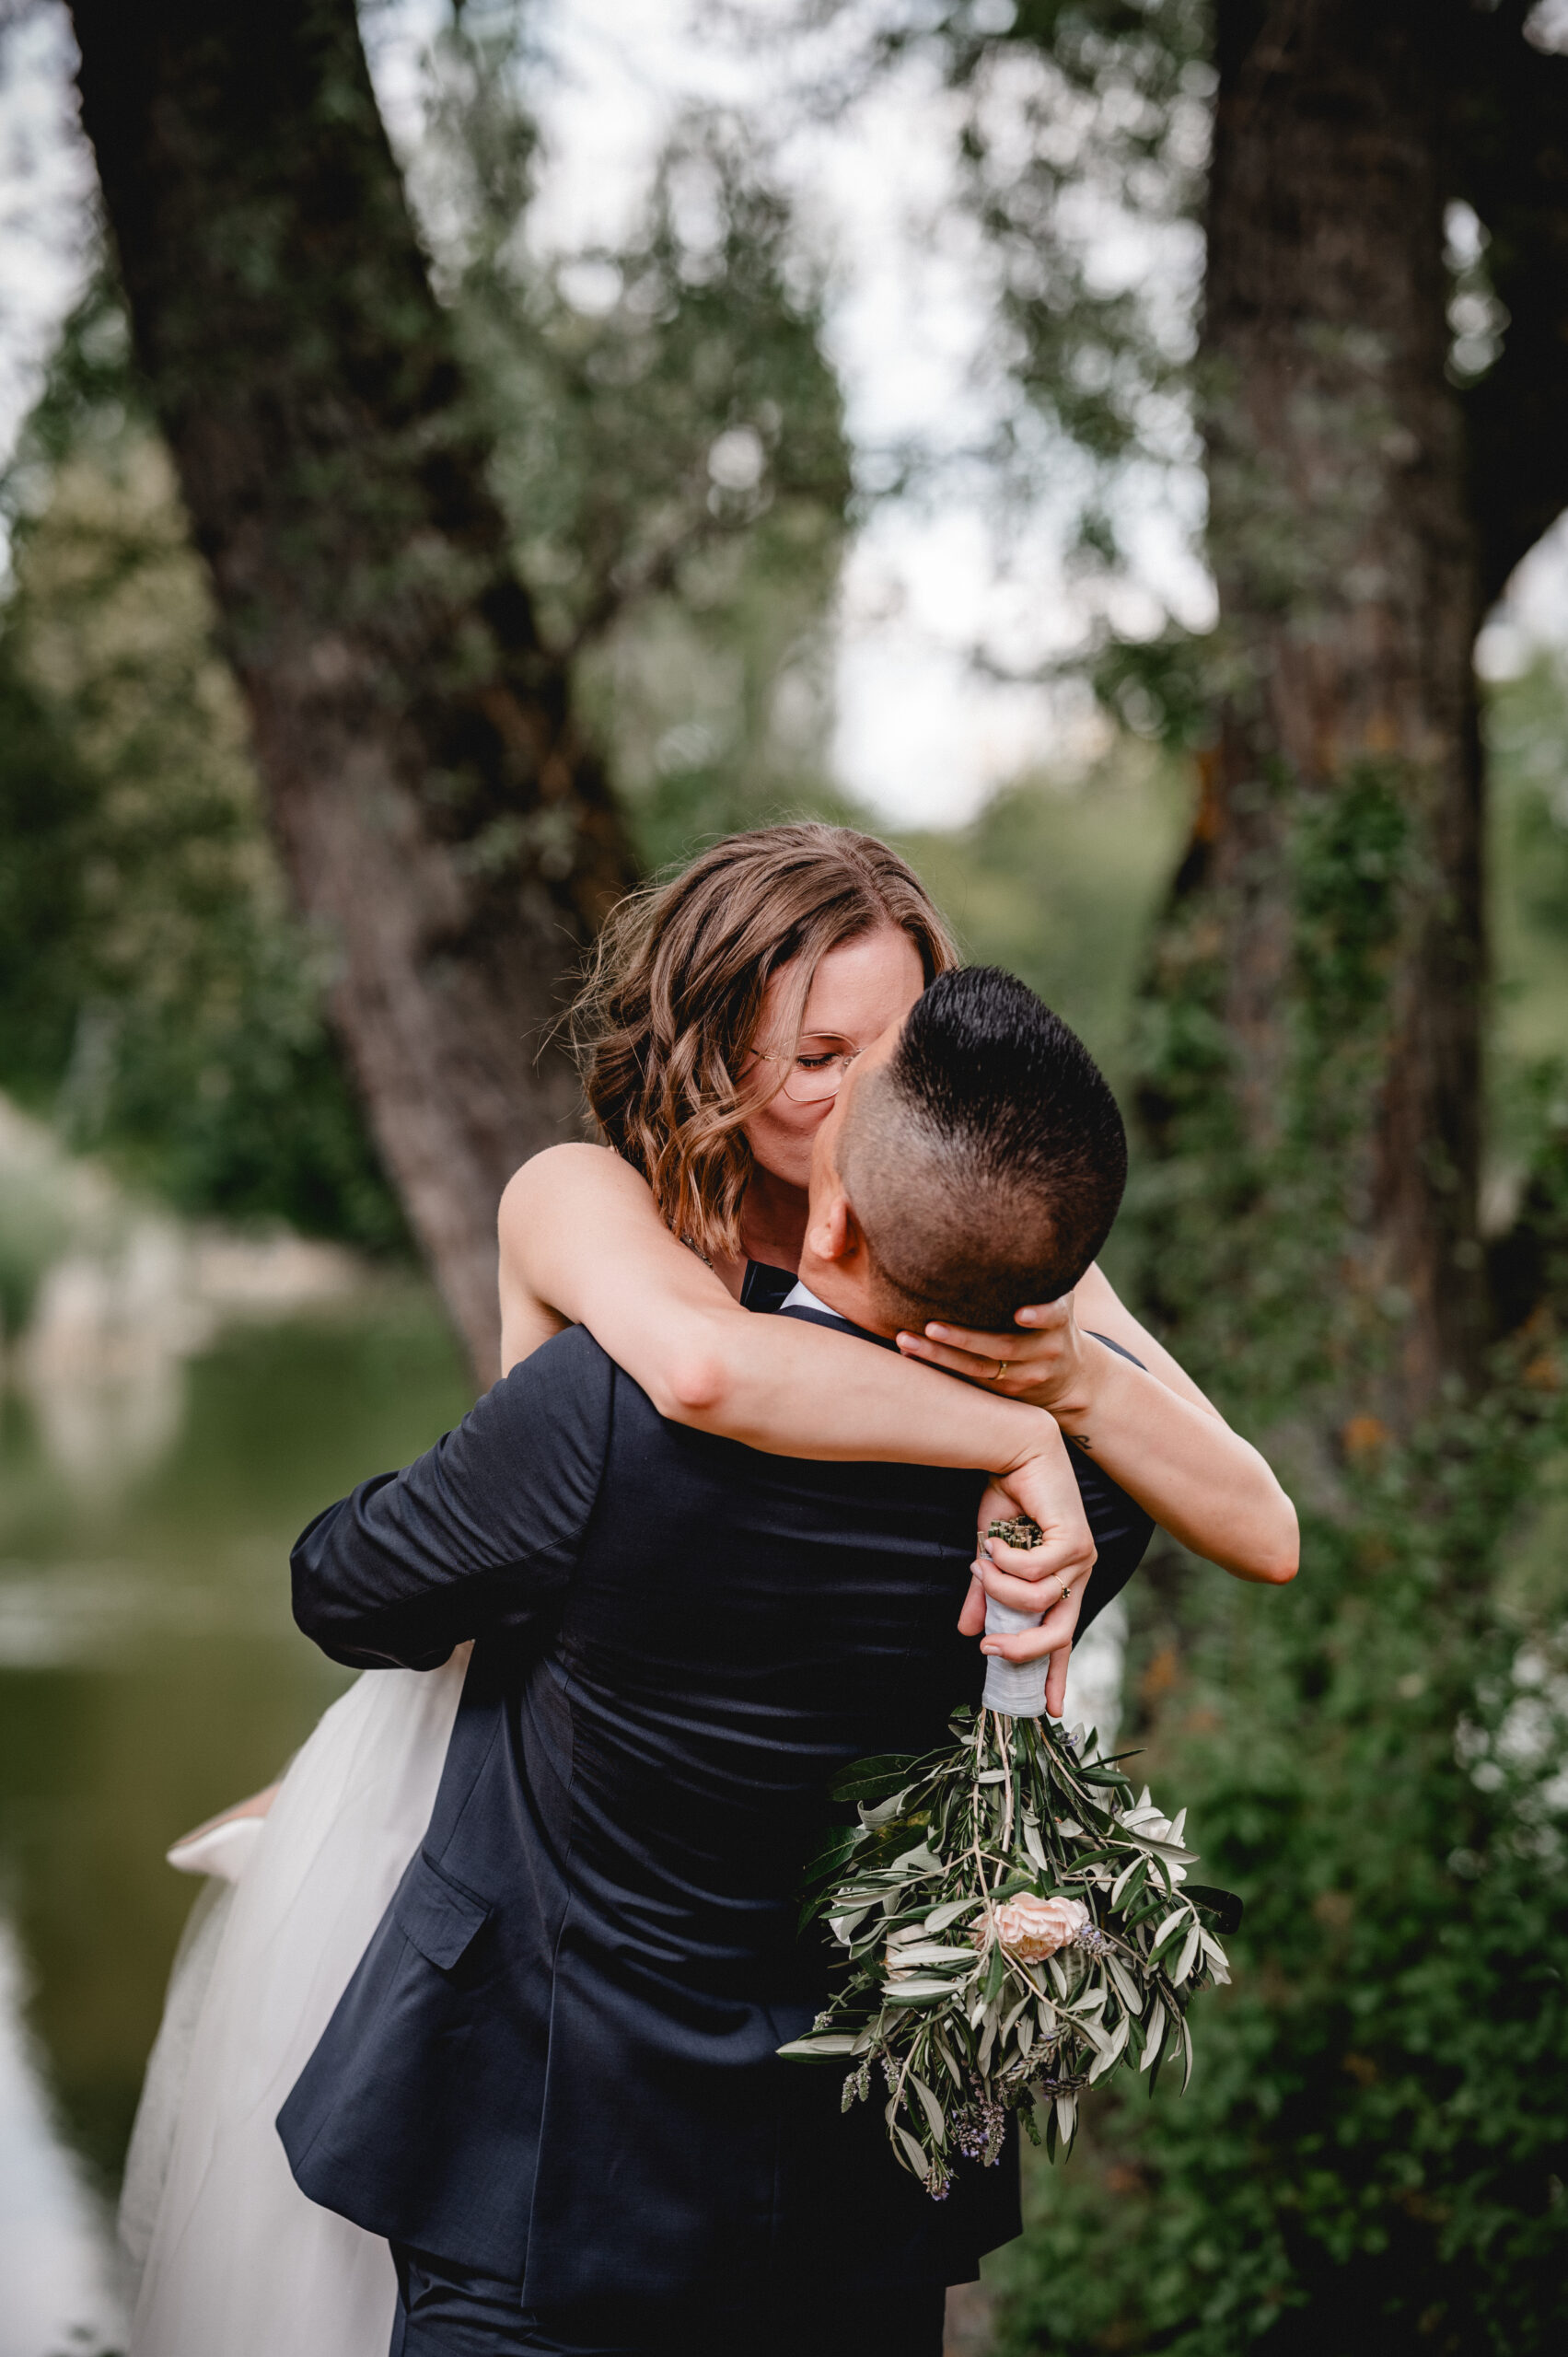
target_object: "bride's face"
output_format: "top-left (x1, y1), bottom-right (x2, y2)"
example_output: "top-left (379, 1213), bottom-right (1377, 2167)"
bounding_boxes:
top-left (743, 925), bottom-right (926, 1195)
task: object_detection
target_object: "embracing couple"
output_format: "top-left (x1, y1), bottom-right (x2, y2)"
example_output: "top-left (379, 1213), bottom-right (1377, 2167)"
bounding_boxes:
top-left (122, 824), bottom-right (1295, 2357)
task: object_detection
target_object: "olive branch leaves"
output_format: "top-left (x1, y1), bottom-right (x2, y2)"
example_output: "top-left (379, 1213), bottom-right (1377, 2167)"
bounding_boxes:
top-left (780, 1703), bottom-right (1237, 2198)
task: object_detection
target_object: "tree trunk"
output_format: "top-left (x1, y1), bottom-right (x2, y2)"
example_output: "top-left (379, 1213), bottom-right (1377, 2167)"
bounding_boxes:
top-left (66, 0), bottom-right (636, 1380)
top-left (1144, 0), bottom-right (1486, 1425)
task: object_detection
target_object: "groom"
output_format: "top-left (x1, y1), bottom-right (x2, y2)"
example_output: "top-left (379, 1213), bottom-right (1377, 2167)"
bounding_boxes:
top-left (278, 968), bottom-right (1151, 2357)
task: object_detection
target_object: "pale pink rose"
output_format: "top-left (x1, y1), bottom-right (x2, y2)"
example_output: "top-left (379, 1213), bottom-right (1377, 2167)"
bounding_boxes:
top-left (977, 1894), bottom-right (1091, 1962)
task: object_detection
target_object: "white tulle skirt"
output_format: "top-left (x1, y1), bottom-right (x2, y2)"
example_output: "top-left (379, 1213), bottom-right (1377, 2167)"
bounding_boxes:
top-left (120, 1650), bottom-right (470, 2357)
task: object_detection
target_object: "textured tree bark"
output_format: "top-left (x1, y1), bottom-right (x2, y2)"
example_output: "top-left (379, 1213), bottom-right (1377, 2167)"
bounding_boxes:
top-left (66, 0), bottom-right (636, 1380)
top-left (1149, 0), bottom-right (1487, 1421)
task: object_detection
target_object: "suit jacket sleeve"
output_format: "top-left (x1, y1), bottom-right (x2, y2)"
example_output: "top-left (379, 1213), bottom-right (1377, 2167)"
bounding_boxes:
top-left (290, 1325), bottom-right (614, 1670)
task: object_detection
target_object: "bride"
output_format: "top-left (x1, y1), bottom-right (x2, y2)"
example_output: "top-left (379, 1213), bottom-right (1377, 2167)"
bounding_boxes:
top-left (121, 822), bottom-right (1295, 2355)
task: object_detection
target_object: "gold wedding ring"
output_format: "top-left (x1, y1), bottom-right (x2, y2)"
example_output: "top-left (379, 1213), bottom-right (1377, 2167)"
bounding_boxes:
top-left (993, 1361), bottom-right (1008, 1381)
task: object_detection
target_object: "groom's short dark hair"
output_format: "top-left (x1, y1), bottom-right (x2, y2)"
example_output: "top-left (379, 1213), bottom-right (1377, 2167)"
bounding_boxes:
top-left (840, 967), bottom-right (1127, 1332)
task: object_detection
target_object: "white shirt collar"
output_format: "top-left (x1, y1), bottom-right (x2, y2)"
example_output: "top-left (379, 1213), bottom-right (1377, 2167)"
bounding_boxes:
top-left (779, 1277), bottom-right (841, 1319)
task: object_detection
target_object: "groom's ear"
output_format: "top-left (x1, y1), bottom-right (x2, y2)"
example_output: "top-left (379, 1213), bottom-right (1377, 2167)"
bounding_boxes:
top-left (807, 1190), bottom-right (855, 1267)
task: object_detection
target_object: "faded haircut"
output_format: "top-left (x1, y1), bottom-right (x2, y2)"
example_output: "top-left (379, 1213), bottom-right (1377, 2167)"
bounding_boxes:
top-left (838, 968), bottom-right (1127, 1332)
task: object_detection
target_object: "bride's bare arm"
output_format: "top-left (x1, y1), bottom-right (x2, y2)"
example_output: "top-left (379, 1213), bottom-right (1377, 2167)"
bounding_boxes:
top-left (896, 1262), bottom-right (1298, 1584)
top-left (500, 1144), bottom-right (1098, 1624)
top-left (501, 1144), bottom-right (1075, 1470)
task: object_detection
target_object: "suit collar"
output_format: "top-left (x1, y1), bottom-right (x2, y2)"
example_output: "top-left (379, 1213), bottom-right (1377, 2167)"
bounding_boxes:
top-left (777, 1284), bottom-right (899, 1353)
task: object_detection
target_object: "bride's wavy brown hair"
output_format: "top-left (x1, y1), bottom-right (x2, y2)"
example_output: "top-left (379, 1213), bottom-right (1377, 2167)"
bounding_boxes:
top-left (572, 823), bottom-right (959, 1262)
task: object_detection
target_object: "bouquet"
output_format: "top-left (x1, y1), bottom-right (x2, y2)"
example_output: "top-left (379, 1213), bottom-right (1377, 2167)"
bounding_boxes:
top-left (779, 1519), bottom-right (1238, 2199)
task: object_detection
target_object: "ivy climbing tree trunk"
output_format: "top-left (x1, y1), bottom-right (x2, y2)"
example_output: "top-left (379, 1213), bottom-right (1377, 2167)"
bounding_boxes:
top-left (1141, 0), bottom-right (1486, 1427)
top-left (66, 0), bottom-right (635, 1380)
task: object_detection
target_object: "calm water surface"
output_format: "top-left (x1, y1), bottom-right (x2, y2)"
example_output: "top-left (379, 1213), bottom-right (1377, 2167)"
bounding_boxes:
top-left (0, 1293), bottom-right (470, 2355)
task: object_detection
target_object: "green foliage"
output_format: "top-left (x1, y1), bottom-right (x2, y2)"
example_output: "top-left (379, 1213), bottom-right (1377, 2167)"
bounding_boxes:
top-left (976, 660), bottom-right (1568, 2350)
top-left (0, 639), bottom-right (97, 1104)
top-left (993, 1384), bottom-right (1568, 2356)
top-left (424, 7), bottom-right (853, 866)
top-left (856, 0), bottom-right (1210, 612)
top-left (1487, 650), bottom-right (1568, 1178)
top-left (0, 288), bottom-right (407, 1249)
top-left (1092, 628), bottom-right (1214, 754)
top-left (900, 737), bottom-right (1188, 1100)
top-left (1481, 650), bottom-right (1568, 1332)
top-left (0, 10), bottom-right (855, 1244)
top-left (1097, 648), bottom-right (1568, 1408)
top-left (1291, 772), bottom-right (1410, 1028)
top-left (1128, 752), bottom-right (1432, 1423)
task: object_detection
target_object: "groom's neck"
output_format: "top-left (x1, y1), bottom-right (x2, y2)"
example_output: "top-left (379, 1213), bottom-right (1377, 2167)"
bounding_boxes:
top-left (794, 1246), bottom-right (898, 1341)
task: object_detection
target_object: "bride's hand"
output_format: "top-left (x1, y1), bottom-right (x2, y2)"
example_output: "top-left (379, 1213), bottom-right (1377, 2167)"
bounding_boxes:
top-left (957, 1455), bottom-right (1096, 1720)
top-left (895, 1291), bottom-right (1090, 1415)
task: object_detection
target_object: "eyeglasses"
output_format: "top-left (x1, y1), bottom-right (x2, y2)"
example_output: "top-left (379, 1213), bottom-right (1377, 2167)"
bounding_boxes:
top-left (753, 1045), bottom-right (864, 1104)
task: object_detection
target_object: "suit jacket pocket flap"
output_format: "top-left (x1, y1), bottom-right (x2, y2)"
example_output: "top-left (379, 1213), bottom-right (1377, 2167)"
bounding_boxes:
top-left (392, 1852), bottom-right (494, 1971)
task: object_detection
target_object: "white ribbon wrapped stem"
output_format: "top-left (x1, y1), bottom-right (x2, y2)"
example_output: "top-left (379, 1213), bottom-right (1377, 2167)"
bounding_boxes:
top-left (981, 1594), bottom-right (1050, 1718)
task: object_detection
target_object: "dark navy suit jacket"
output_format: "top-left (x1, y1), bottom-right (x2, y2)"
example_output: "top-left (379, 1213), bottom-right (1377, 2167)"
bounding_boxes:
top-left (277, 1292), bottom-right (1152, 2303)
